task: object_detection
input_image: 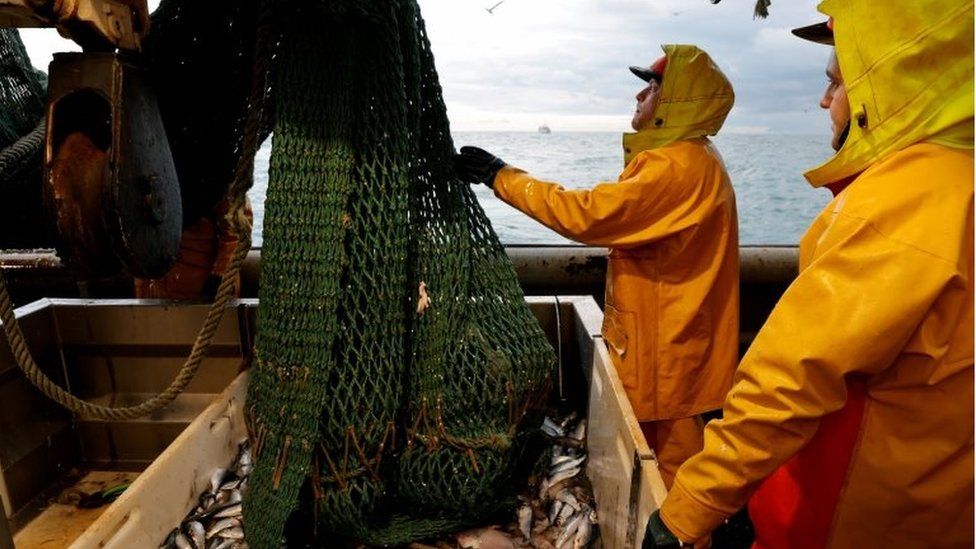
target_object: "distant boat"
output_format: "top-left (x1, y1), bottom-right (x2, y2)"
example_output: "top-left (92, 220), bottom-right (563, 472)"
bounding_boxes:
top-left (538, 125), bottom-right (551, 134)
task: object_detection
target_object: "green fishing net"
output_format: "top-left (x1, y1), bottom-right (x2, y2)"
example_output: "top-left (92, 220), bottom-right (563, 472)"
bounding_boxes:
top-left (0, 29), bottom-right (51, 248)
top-left (0, 29), bottom-right (43, 148)
top-left (0, 1), bottom-right (553, 544)
top-left (242, 1), bottom-right (554, 547)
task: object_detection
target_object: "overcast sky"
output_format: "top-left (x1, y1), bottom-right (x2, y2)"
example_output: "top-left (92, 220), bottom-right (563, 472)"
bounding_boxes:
top-left (19, 0), bottom-right (830, 134)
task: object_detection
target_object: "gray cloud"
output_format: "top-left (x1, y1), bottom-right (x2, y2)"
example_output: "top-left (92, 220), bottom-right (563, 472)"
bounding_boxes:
top-left (421, 0), bottom-right (832, 133)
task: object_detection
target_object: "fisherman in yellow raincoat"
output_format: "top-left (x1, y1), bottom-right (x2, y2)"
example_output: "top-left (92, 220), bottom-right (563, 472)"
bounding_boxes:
top-left (644, 1), bottom-right (974, 547)
top-left (455, 45), bottom-right (739, 489)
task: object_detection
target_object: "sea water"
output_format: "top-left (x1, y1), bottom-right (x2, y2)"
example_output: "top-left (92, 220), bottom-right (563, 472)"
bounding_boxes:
top-left (248, 132), bottom-right (834, 247)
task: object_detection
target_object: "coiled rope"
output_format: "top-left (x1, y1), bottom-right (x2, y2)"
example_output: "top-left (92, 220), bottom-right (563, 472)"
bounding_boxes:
top-left (0, 234), bottom-right (249, 420)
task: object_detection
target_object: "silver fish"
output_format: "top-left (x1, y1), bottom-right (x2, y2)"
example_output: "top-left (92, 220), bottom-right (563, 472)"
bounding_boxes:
top-left (548, 500), bottom-right (564, 525)
top-left (205, 518), bottom-right (239, 539)
top-left (556, 491), bottom-right (580, 511)
top-left (550, 456), bottom-right (585, 475)
top-left (548, 467), bottom-right (581, 486)
top-left (556, 514), bottom-right (583, 548)
top-left (553, 436), bottom-right (585, 449)
top-left (216, 489), bottom-right (242, 505)
top-left (221, 527), bottom-right (245, 540)
top-left (558, 412), bottom-right (578, 430)
top-left (174, 532), bottom-right (193, 549)
top-left (574, 513), bottom-right (593, 549)
top-left (186, 521), bottom-right (205, 549)
top-left (209, 469), bottom-right (227, 494)
top-left (216, 488), bottom-right (242, 506)
top-left (550, 455), bottom-right (575, 467)
top-left (215, 503), bottom-right (242, 519)
top-left (237, 444), bottom-right (251, 460)
top-left (237, 449), bottom-right (252, 470)
top-left (210, 539), bottom-right (236, 549)
top-left (571, 420), bottom-right (586, 441)
top-left (541, 417), bottom-right (565, 438)
top-left (556, 503), bottom-right (574, 525)
top-left (518, 504), bottom-right (533, 541)
top-left (199, 492), bottom-right (215, 510)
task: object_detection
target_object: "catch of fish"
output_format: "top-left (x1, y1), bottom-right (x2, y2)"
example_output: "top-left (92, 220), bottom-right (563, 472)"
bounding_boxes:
top-left (161, 414), bottom-right (595, 549)
top-left (413, 412), bottom-right (598, 549)
top-left (160, 439), bottom-right (252, 549)
top-left (519, 413), bottom-right (596, 549)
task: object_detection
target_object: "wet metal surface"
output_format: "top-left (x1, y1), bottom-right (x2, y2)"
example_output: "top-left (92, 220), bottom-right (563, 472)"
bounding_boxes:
top-left (45, 52), bottom-right (182, 279)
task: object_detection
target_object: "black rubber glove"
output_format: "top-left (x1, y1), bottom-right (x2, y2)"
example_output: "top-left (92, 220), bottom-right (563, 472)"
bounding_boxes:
top-left (454, 146), bottom-right (507, 188)
top-left (643, 510), bottom-right (684, 548)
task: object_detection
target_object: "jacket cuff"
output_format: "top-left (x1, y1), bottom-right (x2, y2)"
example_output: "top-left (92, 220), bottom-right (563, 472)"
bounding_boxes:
top-left (659, 479), bottom-right (730, 543)
top-left (491, 165), bottom-right (526, 202)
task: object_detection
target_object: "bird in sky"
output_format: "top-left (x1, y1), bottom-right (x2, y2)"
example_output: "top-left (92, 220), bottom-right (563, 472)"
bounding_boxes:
top-left (485, 0), bottom-right (505, 14)
top-left (709, 0), bottom-right (772, 18)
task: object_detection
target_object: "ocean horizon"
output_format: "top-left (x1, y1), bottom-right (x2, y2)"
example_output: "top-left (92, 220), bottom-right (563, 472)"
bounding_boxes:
top-left (248, 132), bottom-right (835, 247)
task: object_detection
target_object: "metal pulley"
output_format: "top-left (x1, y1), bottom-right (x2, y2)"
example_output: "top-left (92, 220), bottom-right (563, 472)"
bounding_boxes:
top-left (44, 52), bottom-right (181, 278)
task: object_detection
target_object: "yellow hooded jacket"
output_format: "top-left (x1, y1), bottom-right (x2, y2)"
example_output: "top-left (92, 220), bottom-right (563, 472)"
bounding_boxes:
top-left (660, 1), bottom-right (974, 546)
top-left (493, 45), bottom-right (738, 421)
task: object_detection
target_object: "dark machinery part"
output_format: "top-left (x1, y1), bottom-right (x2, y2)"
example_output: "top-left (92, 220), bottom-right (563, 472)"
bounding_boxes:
top-left (1, 2), bottom-right (263, 268)
top-left (0, 0), bottom-right (149, 52)
top-left (143, 0), bottom-right (272, 228)
top-left (44, 52), bottom-right (181, 278)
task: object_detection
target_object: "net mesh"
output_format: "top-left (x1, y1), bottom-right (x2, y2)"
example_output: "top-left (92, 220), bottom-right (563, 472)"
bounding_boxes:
top-left (0, 1), bottom-right (554, 545)
top-left (0, 29), bottom-right (51, 248)
top-left (241, 0), bottom-right (554, 546)
top-left (0, 29), bottom-right (43, 149)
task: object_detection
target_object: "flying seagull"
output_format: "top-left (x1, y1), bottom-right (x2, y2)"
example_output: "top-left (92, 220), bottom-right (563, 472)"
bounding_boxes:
top-left (709, 0), bottom-right (771, 18)
top-left (486, 0), bottom-right (505, 14)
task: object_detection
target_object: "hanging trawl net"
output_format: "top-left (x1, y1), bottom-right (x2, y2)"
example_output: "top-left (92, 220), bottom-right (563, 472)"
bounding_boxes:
top-left (240, 0), bottom-right (554, 546)
top-left (0, 1), bottom-right (554, 545)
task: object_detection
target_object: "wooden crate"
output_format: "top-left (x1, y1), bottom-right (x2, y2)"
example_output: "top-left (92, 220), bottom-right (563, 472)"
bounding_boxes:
top-left (4, 297), bottom-right (665, 548)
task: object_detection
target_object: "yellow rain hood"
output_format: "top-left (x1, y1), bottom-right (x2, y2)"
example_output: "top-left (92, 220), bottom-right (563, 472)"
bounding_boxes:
top-left (622, 44), bottom-right (735, 166)
top-left (805, 0), bottom-right (975, 186)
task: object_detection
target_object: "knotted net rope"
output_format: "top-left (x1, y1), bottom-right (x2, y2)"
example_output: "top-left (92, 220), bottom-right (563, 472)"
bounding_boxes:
top-left (242, 0), bottom-right (554, 546)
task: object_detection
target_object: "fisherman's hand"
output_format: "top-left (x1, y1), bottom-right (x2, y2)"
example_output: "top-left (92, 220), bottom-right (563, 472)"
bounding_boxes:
top-left (643, 510), bottom-right (685, 549)
top-left (454, 146), bottom-right (507, 188)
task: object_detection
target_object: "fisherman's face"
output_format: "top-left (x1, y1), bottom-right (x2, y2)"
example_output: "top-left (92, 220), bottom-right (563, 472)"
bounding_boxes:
top-left (820, 51), bottom-right (850, 151)
top-left (632, 79), bottom-right (661, 131)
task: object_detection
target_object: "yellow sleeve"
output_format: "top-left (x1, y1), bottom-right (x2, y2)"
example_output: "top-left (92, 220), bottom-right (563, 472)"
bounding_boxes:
top-left (659, 211), bottom-right (960, 542)
top-left (491, 153), bottom-right (712, 248)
